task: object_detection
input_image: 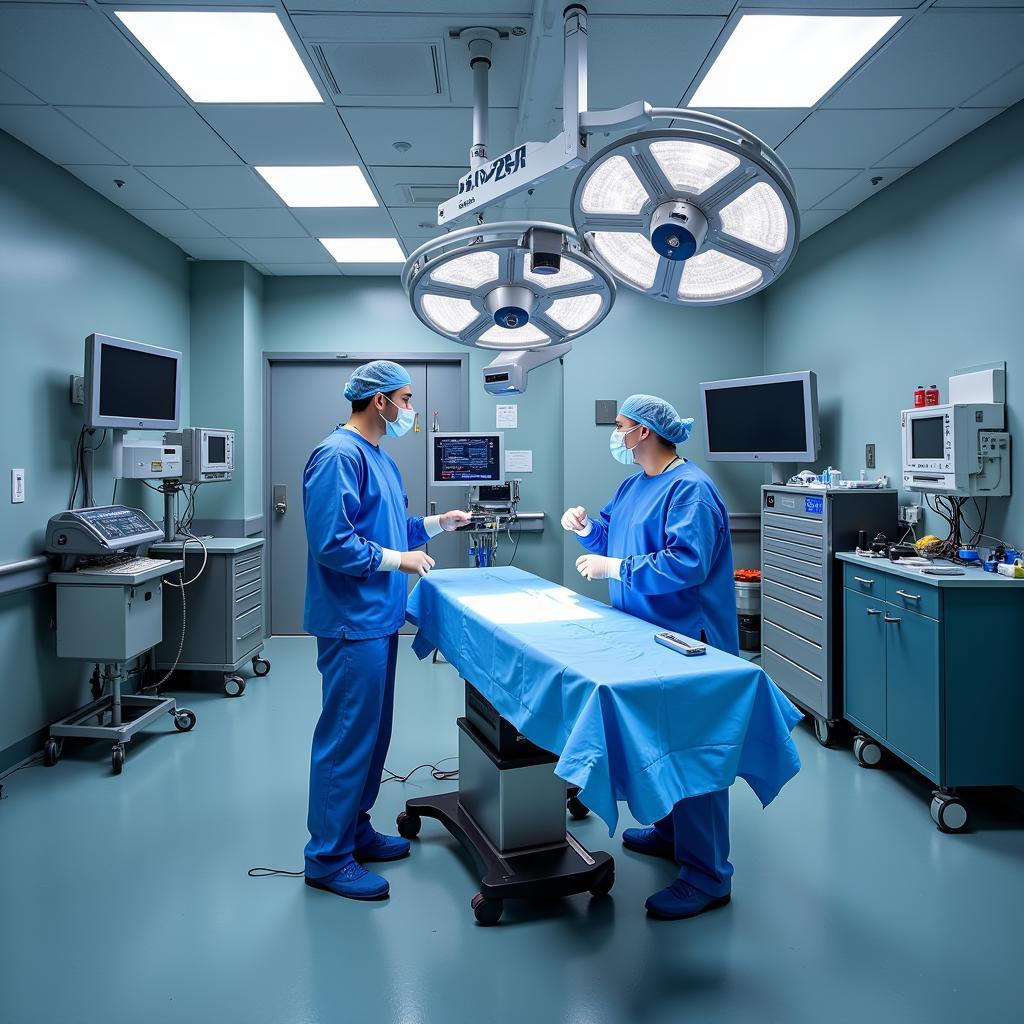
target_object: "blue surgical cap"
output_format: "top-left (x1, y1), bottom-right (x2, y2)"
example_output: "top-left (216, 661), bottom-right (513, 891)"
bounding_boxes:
top-left (343, 360), bottom-right (412, 402)
top-left (620, 394), bottom-right (694, 445)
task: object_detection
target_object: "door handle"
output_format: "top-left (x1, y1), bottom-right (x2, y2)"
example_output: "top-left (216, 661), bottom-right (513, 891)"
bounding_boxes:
top-left (430, 501), bottom-right (437, 515)
top-left (853, 576), bottom-right (875, 586)
top-left (883, 614), bottom-right (902, 623)
top-left (895, 590), bottom-right (920, 601)
top-left (273, 484), bottom-right (287, 515)
top-left (866, 608), bottom-right (882, 616)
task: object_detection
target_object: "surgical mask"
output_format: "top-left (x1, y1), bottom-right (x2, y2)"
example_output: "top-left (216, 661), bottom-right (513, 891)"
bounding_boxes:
top-left (609, 424), bottom-right (641, 465)
top-left (381, 396), bottom-right (416, 438)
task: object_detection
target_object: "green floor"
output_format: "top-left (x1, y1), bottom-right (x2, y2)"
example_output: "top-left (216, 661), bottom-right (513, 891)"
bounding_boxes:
top-left (1, 635), bottom-right (1021, 1024)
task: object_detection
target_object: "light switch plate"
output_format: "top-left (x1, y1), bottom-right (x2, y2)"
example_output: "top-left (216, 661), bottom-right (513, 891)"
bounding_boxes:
top-left (865, 443), bottom-right (876, 470)
top-left (69, 374), bottom-right (85, 405)
top-left (11, 468), bottom-right (25, 503)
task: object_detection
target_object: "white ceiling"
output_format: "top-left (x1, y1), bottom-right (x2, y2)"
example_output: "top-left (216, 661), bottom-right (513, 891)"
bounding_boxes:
top-left (0, 0), bottom-right (1021, 276)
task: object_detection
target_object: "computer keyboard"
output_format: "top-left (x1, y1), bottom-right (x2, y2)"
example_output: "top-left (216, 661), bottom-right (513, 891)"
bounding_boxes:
top-left (78, 557), bottom-right (173, 576)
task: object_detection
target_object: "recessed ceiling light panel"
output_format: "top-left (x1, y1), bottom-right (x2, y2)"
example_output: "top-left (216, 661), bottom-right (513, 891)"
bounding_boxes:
top-left (320, 237), bottom-right (406, 263)
top-left (115, 11), bottom-right (322, 103)
top-left (255, 166), bottom-right (377, 208)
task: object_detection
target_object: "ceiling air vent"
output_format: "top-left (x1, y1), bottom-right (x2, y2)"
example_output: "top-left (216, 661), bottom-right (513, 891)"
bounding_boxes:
top-left (312, 42), bottom-right (443, 98)
top-left (402, 185), bottom-right (458, 206)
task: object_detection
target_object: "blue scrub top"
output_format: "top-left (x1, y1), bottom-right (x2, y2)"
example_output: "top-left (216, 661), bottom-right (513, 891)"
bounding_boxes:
top-left (578, 461), bottom-right (739, 654)
top-left (303, 426), bottom-right (429, 639)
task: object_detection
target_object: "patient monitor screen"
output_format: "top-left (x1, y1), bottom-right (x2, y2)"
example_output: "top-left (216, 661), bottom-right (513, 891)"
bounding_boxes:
top-left (432, 433), bottom-right (503, 485)
top-left (705, 379), bottom-right (809, 455)
top-left (207, 434), bottom-right (227, 464)
top-left (911, 415), bottom-right (945, 460)
top-left (99, 344), bottom-right (178, 422)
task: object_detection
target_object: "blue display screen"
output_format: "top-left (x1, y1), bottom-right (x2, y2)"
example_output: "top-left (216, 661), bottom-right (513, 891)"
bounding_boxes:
top-left (805, 496), bottom-right (824, 515)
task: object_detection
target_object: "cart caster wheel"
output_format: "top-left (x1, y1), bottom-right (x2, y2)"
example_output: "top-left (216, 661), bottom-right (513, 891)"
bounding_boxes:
top-left (853, 735), bottom-right (882, 768)
top-left (931, 794), bottom-right (968, 834)
top-left (252, 656), bottom-right (271, 677)
top-left (224, 675), bottom-right (246, 698)
top-left (814, 717), bottom-right (837, 748)
top-left (471, 893), bottom-right (503, 926)
top-left (43, 738), bottom-right (60, 768)
top-left (111, 744), bottom-right (125, 775)
top-left (174, 709), bottom-right (197, 732)
top-left (396, 811), bottom-right (421, 839)
top-left (590, 864), bottom-right (615, 897)
top-left (567, 795), bottom-right (590, 820)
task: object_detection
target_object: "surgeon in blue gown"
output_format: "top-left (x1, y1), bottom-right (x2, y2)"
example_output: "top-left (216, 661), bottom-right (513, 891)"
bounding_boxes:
top-left (303, 360), bottom-right (469, 901)
top-left (562, 393), bottom-right (739, 920)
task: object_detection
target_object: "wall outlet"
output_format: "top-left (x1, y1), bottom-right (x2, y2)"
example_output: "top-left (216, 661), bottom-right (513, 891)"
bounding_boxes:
top-left (865, 443), bottom-right (876, 470)
top-left (899, 504), bottom-right (922, 526)
top-left (11, 468), bottom-right (25, 503)
top-left (69, 374), bottom-right (85, 405)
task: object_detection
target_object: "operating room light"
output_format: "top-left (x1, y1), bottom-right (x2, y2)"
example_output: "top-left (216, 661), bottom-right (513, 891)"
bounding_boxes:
top-left (479, 322), bottom-right (549, 348)
top-left (689, 14), bottom-right (901, 108)
top-left (114, 11), bottom-right (322, 103)
top-left (421, 295), bottom-right (478, 333)
top-left (678, 250), bottom-right (763, 301)
top-left (546, 294), bottom-right (604, 332)
top-left (590, 232), bottom-right (660, 290)
top-left (430, 250), bottom-right (500, 289)
top-left (255, 166), bottom-right (377, 208)
top-left (720, 183), bottom-right (787, 254)
top-left (320, 238), bottom-right (406, 263)
top-left (579, 156), bottom-right (648, 215)
top-left (649, 141), bottom-right (739, 196)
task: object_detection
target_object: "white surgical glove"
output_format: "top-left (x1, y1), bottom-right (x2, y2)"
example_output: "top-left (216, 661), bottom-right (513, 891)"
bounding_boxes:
top-left (575, 554), bottom-right (621, 582)
top-left (561, 506), bottom-right (590, 534)
top-left (439, 509), bottom-right (472, 532)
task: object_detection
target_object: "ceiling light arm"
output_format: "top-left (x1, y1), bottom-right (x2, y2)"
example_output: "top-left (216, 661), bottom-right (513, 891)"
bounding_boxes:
top-left (462, 29), bottom-right (499, 172)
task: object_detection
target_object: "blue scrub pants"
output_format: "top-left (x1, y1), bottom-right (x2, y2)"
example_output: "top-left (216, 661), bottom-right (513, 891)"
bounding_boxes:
top-left (305, 633), bottom-right (399, 881)
top-left (654, 789), bottom-right (733, 898)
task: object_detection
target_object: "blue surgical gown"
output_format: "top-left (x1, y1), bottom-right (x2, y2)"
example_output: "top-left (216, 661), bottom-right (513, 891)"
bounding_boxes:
top-left (303, 426), bottom-right (429, 638)
top-left (577, 461), bottom-right (738, 654)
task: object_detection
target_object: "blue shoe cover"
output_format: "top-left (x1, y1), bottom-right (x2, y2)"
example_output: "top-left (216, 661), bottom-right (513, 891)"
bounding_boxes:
top-left (645, 879), bottom-right (730, 920)
top-left (355, 830), bottom-right (411, 863)
top-left (622, 827), bottom-right (673, 859)
top-left (305, 860), bottom-right (389, 901)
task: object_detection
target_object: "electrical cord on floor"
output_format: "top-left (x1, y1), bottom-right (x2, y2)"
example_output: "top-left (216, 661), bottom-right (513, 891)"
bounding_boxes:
top-left (0, 753), bottom-right (44, 799)
top-left (382, 756), bottom-right (459, 783)
top-left (248, 867), bottom-right (304, 878)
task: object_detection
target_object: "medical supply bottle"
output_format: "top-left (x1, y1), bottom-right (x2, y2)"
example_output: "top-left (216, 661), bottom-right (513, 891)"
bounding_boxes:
top-left (914, 385), bottom-right (926, 408)
top-left (925, 384), bottom-right (940, 406)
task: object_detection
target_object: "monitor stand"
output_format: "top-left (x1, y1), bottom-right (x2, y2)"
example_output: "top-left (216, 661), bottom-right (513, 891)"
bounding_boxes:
top-left (771, 462), bottom-right (795, 485)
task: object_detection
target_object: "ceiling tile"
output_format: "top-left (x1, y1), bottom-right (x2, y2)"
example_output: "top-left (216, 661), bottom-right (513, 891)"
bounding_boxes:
top-left (280, 0), bottom-right (534, 12)
top-left (260, 263), bottom-right (342, 276)
top-left (962, 60), bottom-right (1024, 107)
top-left (58, 106), bottom-right (240, 166)
top-left (198, 208), bottom-right (308, 238)
top-left (341, 106), bottom-right (517, 166)
top-left (367, 165), bottom-right (462, 207)
top-left (798, 209), bottom-right (847, 239)
top-left (877, 107), bottom-right (1003, 168)
top-left (932, 0), bottom-right (1024, 6)
top-left (233, 237), bottom-right (334, 263)
top-left (0, 4), bottom-right (183, 106)
top-left (825, 11), bottom-right (1024, 109)
top-left (338, 264), bottom-right (404, 277)
top-left (741, 0), bottom-right (926, 7)
top-left (290, 207), bottom-right (399, 236)
top-left (386, 207), bottom-right (448, 238)
top-left (812, 167), bottom-right (913, 211)
top-left (589, 15), bottom-right (726, 109)
top-left (171, 237), bottom-right (254, 261)
top-left (778, 109), bottom-right (946, 168)
top-left (139, 166), bottom-right (279, 208)
top-left (131, 209), bottom-right (222, 238)
top-left (0, 105), bottom-right (124, 164)
top-left (789, 168), bottom-right (861, 210)
top-left (198, 104), bottom-right (360, 164)
top-left (0, 70), bottom-right (43, 104)
top-left (62, 165), bottom-right (184, 210)
top-left (684, 109), bottom-right (812, 149)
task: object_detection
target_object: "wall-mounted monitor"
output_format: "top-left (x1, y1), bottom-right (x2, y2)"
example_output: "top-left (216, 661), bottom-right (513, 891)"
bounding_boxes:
top-left (84, 333), bottom-right (182, 431)
top-left (430, 432), bottom-right (505, 486)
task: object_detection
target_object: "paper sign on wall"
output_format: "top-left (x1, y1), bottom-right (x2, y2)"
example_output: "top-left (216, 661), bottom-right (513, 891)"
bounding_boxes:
top-left (505, 450), bottom-right (533, 473)
top-left (496, 404), bottom-right (518, 429)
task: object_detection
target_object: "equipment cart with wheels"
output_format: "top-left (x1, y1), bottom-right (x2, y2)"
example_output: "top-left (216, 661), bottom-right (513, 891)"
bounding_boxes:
top-left (150, 538), bottom-right (270, 697)
top-left (399, 685), bottom-right (613, 926)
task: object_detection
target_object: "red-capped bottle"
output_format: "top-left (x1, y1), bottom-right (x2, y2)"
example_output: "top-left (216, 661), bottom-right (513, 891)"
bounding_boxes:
top-left (925, 384), bottom-right (940, 406)
top-left (913, 385), bottom-right (926, 408)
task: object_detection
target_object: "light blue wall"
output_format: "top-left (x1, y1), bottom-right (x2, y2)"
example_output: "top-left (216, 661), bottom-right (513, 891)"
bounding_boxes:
top-left (0, 129), bottom-right (189, 763)
top-left (764, 102), bottom-right (1024, 547)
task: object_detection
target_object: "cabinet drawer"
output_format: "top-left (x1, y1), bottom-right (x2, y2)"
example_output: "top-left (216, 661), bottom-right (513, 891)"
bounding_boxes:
top-left (763, 549), bottom-right (824, 583)
top-left (763, 512), bottom-right (823, 537)
top-left (763, 646), bottom-right (822, 714)
top-left (764, 524), bottom-right (823, 555)
top-left (763, 578), bottom-right (824, 618)
top-left (235, 567), bottom-right (262, 592)
top-left (763, 594), bottom-right (824, 645)
top-left (235, 589), bottom-right (263, 617)
top-left (235, 578), bottom-right (262, 603)
top-left (235, 553), bottom-right (262, 576)
top-left (762, 561), bottom-right (824, 599)
top-left (884, 575), bottom-right (940, 619)
top-left (763, 534), bottom-right (824, 565)
top-left (763, 620), bottom-right (825, 679)
top-left (233, 606), bottom-right (263, 656)
top-left (844, 563), bottom-right (886, 594)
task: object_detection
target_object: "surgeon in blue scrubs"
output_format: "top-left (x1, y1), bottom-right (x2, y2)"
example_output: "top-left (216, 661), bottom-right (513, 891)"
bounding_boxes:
top-left (562, 394), bottom-right (738, 921)
top-left (303, 360), bottom-right (469, 901)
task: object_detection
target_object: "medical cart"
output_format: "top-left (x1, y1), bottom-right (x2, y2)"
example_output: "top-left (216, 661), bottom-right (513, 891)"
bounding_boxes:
top-left (150, 538), bottom-right (269, 697)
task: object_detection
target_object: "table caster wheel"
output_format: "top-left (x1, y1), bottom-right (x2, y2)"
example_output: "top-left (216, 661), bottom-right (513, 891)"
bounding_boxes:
top-left (471, 893), bottom-right (503, 926)
top-left (252, 656), bottom-right (271, 677)
top-left (814, 717), bottom-right (837, 748)
top-left (567, 795), bottom-right (590, 820)
top-left (396, 811), bottom-right (421, 839)
top-left (931, 793), bottom-right (968, 834)
top-left (43, 738), bottom-right (60, 767)
top-left (174, 709), bottom-right (197, 732)
top-left (590, 864), bottom-right (615, 897)
top-left (112, 744), bottom-right (125, 775)
top-left (853, 735), bottom-right (882, 768)
top-left (224, 675), bottom-right (246, 698)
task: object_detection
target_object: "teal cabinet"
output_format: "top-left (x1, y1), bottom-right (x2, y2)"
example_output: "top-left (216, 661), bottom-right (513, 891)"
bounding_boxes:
top-left (843, 590), bottom-right (886, 736)
top-left (884, 607), bottom-right (940, 778)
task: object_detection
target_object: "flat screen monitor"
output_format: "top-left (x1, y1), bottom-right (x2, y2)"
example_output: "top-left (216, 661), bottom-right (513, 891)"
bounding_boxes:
top-left (700, 371), bottom-right (820, 463)
top-left (910, 415), bottom-right (945, 460)
top-left (430, 432), bottom-right (505, 486)
top-left (85, 333), bottom-right (182, 430)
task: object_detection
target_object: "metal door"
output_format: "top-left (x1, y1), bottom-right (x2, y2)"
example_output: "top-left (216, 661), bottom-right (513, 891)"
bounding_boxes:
top-left (267, 357), bottom-right (467, 635)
